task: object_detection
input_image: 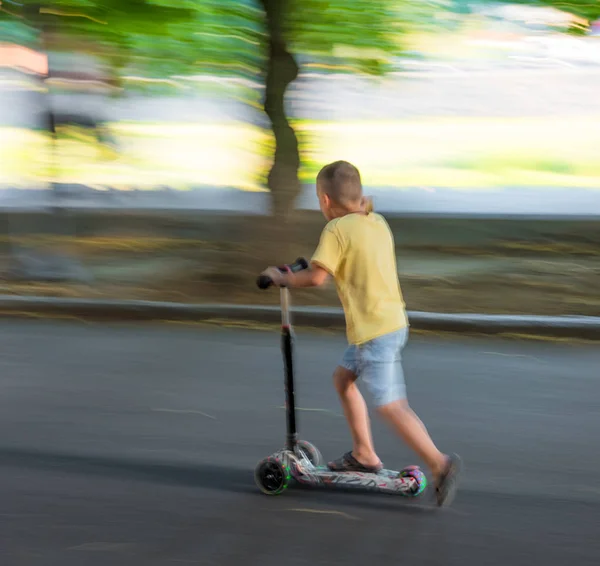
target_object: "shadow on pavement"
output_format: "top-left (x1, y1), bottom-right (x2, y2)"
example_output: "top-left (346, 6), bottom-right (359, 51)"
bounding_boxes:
top-left (0, 446), bottom-right (436, 514)
top-left (0, 446), bottom-right (254, 494)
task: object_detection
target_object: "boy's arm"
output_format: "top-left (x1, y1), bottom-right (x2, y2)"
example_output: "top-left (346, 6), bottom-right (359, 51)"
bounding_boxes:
top-left (288, 263), bottom-right (329, 287)
top-left (260, 224), bottom-right (341, 289)
top-left (260, 263), bottom-right (329, 288)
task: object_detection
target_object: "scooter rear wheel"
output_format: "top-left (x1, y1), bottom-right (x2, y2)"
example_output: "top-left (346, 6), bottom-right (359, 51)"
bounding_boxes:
top-left (296, 440), bottom-right (323, 467)
top-left (255, 456), bottom-right (290, 495)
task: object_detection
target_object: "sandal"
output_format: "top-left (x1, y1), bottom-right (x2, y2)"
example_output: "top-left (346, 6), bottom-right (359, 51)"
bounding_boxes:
top-left (327, 451), bottom-right (383, 474)
top-left (435, 453), bottom-right (462, 507)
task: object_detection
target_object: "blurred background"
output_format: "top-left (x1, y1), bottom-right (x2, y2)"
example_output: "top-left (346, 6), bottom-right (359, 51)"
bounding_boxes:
top-left (0, 0), bottom-right (599, 315)
top-left (1, 4), bottom-right (600, 562)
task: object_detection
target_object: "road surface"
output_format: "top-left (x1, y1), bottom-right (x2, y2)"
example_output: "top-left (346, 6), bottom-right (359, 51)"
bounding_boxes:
top-left (0, 320), bottom-right (598, 565)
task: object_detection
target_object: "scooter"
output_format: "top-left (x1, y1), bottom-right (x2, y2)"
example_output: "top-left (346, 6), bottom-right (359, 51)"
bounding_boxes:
top-left (253, 258), bottom-right (428, 498)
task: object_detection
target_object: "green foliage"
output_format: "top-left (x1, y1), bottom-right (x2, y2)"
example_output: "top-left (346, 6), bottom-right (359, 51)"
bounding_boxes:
top-left (4, 0), bottom-right (598, 83)
top-left (502, 0), bottom-right (600, 21)
top-left (286, 0), bottom-right (404, 74)
top-left (130, 1), bottom-right (265, 79)
top-left (1, 0), bottom-right (410, 79)
top-left (0, 19), bottom-right (38, 44)
top-left (0, 0), bottom-right (266, 82)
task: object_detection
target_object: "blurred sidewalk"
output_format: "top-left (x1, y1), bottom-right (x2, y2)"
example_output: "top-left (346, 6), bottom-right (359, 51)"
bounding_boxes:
top-left (5, 68), bottom-right (600, 123)
top-left (3, 66), bottom-right (600, 219)
top-left (0, 185), bottom-right (598, 218)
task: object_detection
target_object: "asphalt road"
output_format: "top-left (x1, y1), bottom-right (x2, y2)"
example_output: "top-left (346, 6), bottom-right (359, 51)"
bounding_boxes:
top-left (0, 320), bottom-right (599, 565)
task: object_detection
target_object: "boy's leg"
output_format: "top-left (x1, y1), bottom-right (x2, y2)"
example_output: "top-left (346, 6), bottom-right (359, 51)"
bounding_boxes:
top-left (361, 328), bottom-right (461, 505)
top-left (377, 400), bottom-right (446, 477)
top-left (331, 365), bottom-right (381, 469)
top-left (361, 329), bottom-right (445, 473)
top-left (378, 401), bottom-right (461, 505)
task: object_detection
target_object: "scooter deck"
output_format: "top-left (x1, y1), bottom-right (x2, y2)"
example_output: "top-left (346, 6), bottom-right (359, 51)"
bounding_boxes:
top-left (292, 463), bottom-right (425, 496)
top-left (310, 466), bottom-right (402, 478)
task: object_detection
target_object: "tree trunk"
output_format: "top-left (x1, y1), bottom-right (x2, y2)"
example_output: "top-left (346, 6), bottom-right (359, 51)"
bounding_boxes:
top-left (193, 0), bottom-right (306, 297)
top-left (260, 0), bottom-right (301, 222)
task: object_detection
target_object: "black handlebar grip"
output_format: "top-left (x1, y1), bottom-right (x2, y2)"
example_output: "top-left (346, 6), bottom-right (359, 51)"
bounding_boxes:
top-left (257, 274), bottom-right (273, 290)
top-left (256, 257), bottom-right (309, 289)
top-left (288, 257), bottom-right (309, 273)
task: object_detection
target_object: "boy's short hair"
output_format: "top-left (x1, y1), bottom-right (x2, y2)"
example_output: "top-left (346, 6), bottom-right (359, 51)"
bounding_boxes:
top-left (317, 161), bottom-right (363, 205)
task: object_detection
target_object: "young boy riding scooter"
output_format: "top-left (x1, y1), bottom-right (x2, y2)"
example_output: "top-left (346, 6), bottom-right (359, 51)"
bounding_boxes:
top-left (260, 160), bottom-right (461, 506)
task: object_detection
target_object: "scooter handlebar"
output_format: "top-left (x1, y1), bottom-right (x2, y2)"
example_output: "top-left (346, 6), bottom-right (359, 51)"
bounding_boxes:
top-left (257, 257), bottom-right (309, 289)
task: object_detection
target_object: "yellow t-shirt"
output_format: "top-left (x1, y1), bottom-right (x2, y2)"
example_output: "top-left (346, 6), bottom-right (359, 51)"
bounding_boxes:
top-left (311, 212), bottom-right (408, 345)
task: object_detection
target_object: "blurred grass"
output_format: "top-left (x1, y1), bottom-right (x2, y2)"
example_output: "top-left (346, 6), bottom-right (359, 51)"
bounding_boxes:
top-left (3, 116), bottom-right (600, 190)
top-left (0, 124), bottom-right (270, 192)
top-left (1, 234), bottom-right (599, 257)
top-left (2, 255), bottom-right (598, 317)
top-left (294, 117), bottom-right (600, 188)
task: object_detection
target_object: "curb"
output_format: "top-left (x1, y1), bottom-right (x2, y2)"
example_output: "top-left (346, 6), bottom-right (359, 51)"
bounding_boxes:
top-left (0, 296), bottom-right (599, 339)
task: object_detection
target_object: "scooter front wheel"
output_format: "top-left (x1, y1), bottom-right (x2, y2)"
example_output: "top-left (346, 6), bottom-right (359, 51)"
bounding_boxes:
top-left (296, 440), bottom-right (323, 467)
top-left (255, 456), bottom-right (291, 495)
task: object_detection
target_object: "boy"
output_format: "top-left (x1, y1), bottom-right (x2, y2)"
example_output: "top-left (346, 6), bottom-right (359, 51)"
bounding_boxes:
top-left (260, 160), bottom-right (461, 506)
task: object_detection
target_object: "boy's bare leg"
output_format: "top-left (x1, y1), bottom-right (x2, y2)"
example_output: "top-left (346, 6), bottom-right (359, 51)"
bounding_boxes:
top-left (377, 399), bottom-right (447, 478)
top-left (333, 366), bottom-right (381, 467)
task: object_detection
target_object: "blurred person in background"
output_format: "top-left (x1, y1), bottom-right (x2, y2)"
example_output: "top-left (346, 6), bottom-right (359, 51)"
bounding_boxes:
top-left (38, 20), bottom-right (120, 159)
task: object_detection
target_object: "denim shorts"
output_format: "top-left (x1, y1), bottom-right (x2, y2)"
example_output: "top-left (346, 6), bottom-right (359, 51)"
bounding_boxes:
top-left (339, 328), bottom-right (409, 407)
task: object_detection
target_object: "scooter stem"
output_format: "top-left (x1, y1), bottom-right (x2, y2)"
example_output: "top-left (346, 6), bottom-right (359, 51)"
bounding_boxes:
top-left (280, 286), bottom-right (298, 450)
top-left (280, 287), bottom-right (291, 327)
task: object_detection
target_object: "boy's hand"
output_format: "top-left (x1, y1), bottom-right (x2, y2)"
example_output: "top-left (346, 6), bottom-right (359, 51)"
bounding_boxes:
top-left (260, 263), bottom-right (328, 288)
top-left (260, 266), bottom-right (287, 287)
